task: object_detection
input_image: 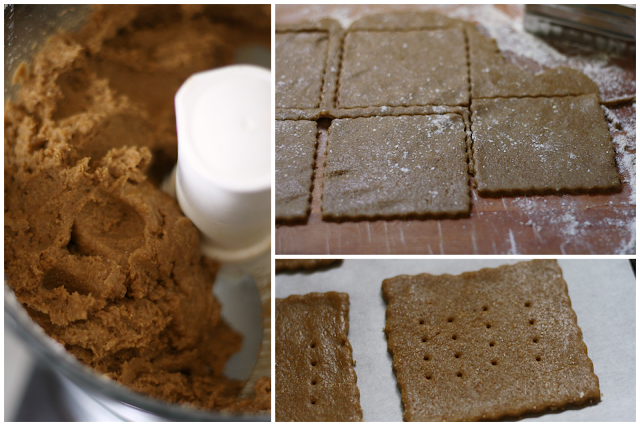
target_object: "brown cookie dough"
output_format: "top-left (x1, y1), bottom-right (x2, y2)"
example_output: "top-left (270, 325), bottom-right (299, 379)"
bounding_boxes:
top-left (5, 4), bottom-right (270, 413)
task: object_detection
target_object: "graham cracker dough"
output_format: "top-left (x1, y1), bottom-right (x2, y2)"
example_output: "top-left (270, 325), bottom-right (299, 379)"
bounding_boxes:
top-left (276, 12), bottom-right (620, 225)
top-left (4, 5), bottom-right (270, 413)
top-left (275, 120), bottom-right (318, 222)
top-left (322, 114), bottom-right (470, 220)
top-left (338, 29), bottom-right (469, 108)
top-left (471, 94), bottom-right (620, 195)
top-left (276, 32), bottom-right (329, 109)
top-left (468, 26), bottom-right (600, 99)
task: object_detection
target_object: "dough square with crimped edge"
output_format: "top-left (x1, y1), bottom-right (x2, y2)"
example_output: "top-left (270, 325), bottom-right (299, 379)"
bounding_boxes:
top-left (275, 120), bottom-right (318, 222)
top-left (471, 94), bottom-right (620, 196)
top-left (276, 292), bottom-right (363, 422)
top-left (275, 259), bottom-right (339, 273)
top-left (276, 31), bottom-right (328, 108)
top-left (322, 114), bottom-right (470, 220)
top-left (337, 29), bottom-right (469, 108)
top-left (382, 260), bottom-right (600, 422)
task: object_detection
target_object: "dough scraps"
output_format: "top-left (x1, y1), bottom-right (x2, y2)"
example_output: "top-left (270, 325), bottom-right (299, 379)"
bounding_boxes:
top-left (275, 120), bottom-right (318, 222)
top-left (471, 94), bottom-right (620, 195)
top-left (338, 29), bottom-right (469, 108)
top-left (322, 114), bottom-right (470, 220)
top-left (4, 4), bottom-right (270, 413)
top-left (468, 26), bottom-right (600, 99)
top-left (382, 260), bottom-right (600, 421)
top-left (276, 292), bottom-right (363, 421)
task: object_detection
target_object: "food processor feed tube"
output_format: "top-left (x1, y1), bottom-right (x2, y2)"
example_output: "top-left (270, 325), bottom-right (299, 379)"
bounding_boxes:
top-left (168, 64), bottom-right (272, 393)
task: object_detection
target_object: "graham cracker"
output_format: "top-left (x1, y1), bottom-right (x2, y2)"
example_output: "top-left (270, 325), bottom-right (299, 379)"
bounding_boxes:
top-left (382, 260), bottom-right (600, 421)
top-left (322, 114), bottom-right (470, 220)
top-left (471, 94), bottom-right (620, 196)
top-left (275, 259), bottom-right (339, 273)
top-left (276, 292), bottom-right (363, 421)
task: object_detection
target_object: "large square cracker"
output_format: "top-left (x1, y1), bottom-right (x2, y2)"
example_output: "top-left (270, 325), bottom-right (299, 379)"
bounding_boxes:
top-left (276, 120), bottom-right (318, 221)
top-left (471, 94), bottom-right (620, 196)
top-left (276, 32), bottom-right (328, 108)
top-left (337, 30), bottom-right (469, 108)
top-left (322, 114), bottom-right (470, 220)
top-left (382, 260), bottom-right (600, 422)
top-left (276, 292), bottom-right (363, 421)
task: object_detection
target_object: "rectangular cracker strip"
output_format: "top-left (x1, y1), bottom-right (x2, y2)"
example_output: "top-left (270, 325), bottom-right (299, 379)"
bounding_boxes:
top-left (276, 292), bottom-right (363, 421)
top-left (275, 257), bottom-right (342, 272)
top-left (382, 260), bottom-right (600, 421)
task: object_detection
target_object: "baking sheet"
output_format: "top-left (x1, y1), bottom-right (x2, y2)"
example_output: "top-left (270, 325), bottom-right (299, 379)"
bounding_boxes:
top-left (275, 259), bottom-right (636, 421)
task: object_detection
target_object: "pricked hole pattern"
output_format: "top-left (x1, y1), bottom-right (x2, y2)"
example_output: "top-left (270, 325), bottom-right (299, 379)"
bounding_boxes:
top-left (311, 360), bottom-right (317, 367)
top-left (420, 301), bottom-right (542, 380)
top-left (310, 342), bottom-right (316, 348)
top-left (311, 398), bottom-right (317, 405)
top-left (311, 379), bottom-right (318, 385)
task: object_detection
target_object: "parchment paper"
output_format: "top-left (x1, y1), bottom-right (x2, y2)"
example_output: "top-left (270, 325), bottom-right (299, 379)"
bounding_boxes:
top-left (275, 259), bottom-right (635, 421)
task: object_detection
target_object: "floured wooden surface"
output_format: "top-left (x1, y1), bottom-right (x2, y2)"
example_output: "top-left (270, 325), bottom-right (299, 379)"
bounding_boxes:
top-left (275, 5), bottom-right (635, 255)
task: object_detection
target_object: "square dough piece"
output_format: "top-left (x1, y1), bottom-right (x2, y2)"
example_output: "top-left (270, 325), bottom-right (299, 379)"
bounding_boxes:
top-left (382, 260), bottom-right (600, 422)
top-left (276, 292), bottom-right (363, 422)
top-left (471, 94), bottom-right (620, 196)
top-left (276, 120), bottom-right (318, 221)
top-left (276, 32), bottom-right (328, 108)
top-left (274, 257), bottom-right (342, 272)
top-left (337, 29), bottom-right (469, 108)
top-left (322, 114), bottom-right (470, 220)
